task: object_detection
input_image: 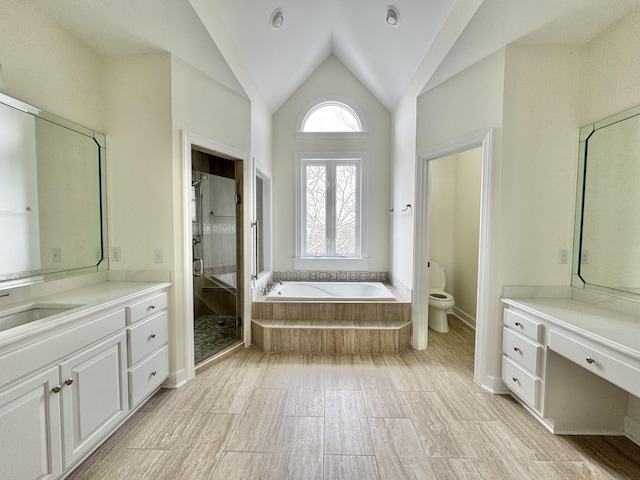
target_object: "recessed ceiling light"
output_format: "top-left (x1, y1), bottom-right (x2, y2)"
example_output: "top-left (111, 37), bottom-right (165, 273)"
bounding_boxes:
top-left (271, 8), bottom-right (284, 29)
top-left (386, 6), bottom-right (399, 27)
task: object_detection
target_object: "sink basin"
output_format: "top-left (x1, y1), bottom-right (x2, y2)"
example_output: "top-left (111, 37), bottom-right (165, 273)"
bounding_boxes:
top-left (0, 303), bottom-right (84, 332)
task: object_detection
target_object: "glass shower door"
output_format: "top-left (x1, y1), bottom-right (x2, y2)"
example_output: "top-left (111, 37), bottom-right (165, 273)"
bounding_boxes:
top-left (192, 169), bottom-right (240, 364)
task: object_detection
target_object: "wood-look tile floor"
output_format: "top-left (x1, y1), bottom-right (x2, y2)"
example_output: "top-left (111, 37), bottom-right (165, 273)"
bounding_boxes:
top-left (68, 317), bottom-right (640, 480)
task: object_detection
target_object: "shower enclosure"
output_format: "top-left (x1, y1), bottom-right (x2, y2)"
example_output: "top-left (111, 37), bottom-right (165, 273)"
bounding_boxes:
top-left (191, 151), bottom-right (242, 364)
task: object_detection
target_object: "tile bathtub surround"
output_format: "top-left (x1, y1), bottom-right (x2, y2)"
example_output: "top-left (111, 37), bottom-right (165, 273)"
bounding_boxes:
top-left (251, 294), bottom-right (412, 354)
top-left (65, 316), bottom-right (640, 480)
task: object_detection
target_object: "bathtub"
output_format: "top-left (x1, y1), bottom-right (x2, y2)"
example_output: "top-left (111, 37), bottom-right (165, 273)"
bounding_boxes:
top-left (265, 281), bottom-right (396, 301)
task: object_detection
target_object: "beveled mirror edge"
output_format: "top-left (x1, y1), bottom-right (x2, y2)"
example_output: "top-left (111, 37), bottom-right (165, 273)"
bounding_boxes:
top-left (0, 92), bottom-right (109, 291)
top-left (571, 104), bottom-right (640, 301)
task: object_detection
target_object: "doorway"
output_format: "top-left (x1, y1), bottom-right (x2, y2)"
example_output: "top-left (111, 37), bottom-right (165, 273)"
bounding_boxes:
top-left (429, 147), bottom-right (482, 331)
top-left (191, 149), bottom-right (243, 365)
top-left (413, 129), bottom-right (494, 389)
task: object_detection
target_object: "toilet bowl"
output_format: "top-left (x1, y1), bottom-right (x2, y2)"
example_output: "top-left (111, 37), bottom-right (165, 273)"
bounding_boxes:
top-left (428, 260), bottom-right (455, 333)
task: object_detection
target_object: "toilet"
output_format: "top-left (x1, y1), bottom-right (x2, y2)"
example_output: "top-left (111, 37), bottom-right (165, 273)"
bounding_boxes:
top-left (428, 259), bottom-right (455, 333)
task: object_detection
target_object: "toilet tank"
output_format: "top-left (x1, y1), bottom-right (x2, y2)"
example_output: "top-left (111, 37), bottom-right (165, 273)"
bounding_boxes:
top-left (429, 260), bottom-right (446, 289)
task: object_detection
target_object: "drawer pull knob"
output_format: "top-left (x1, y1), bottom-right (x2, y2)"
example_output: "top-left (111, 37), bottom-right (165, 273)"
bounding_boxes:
top-left (513, 347), bottom-right (520, 353)
top-left (586, 357), bottom-right (596, 365)
top-left (151, 370), bottom-right (157, 376)
top-left (149, 333), bottom-right (156, 339)
top-left (52, 385), bottom-right (62, 393)
top-left (514, 322), bottom-right (522, 327)
top-left (512, 377), bottom-right (519, 383)
top-left (64, 378), bottom-right (74, 386)
top-left (148, 305), bottom-right (156, 310)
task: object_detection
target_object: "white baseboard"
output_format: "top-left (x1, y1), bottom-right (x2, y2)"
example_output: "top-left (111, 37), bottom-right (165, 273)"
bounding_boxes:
top-left (481, 374), bottom-right (509, 394)
top-left (453, 307), bottom-right (476, 329)
top-left (163, 368), bottom-right (188, 389)
top-left (625, 414), bottom-right (640, 447)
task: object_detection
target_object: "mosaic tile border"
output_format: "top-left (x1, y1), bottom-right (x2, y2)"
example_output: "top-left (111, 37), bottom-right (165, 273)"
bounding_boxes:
top-left (204, 265), bottom-right (237, 276)
top-left (390, 274), bottom-right (412, 301)
top-left (273, 271), bottom-right (388, 282)
top-left (0, 269), bottom-right (41, 282)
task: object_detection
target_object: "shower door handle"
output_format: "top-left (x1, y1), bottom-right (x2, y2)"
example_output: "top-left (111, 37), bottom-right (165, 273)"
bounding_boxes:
top-left (193, 257), bottom-right (204, 277)
top-left (251, 220), bottom-right (259, 281)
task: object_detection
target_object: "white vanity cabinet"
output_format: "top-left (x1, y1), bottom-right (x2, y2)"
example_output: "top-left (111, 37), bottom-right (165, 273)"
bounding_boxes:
top-left (501, 296), bottom-right (640, 435)
top-left (0, 321), bottom-right (127, 479)
top-left (0, 366), bottom-right (62, 480)
top-left (59, 331), bottom-right (128, 468)
top-left (501, 308), bottom-right (546, 412)
top-left (0, 281), bottom-right (170, 480)
top-left (125, 292), bottom-right (169, 408)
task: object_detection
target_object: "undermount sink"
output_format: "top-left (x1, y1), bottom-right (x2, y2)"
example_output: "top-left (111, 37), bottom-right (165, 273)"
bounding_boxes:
top-left (0, 303), bottom-right (84, 332)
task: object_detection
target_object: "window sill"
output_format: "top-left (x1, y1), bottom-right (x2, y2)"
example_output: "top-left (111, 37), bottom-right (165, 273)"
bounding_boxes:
top-left (293, 257), bottom-right (369, 271)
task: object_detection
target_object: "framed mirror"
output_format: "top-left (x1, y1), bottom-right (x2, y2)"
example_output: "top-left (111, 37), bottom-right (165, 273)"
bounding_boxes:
top-left (0, 93), bottom-right (107, 289)
top-left (573, 104), bottom-right (640, 296)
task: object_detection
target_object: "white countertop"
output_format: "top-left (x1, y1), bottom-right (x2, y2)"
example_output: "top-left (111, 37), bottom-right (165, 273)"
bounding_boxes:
top-left (0, 280), bottom-right (171, 348)
top-left (502, 297), bottom-right (640, 361)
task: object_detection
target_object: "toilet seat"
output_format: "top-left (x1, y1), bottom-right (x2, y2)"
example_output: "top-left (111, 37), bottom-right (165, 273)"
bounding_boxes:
top-left (429, 289), bottom-right (454, 308)
top-left (429, 289), bottom-right (453, 301)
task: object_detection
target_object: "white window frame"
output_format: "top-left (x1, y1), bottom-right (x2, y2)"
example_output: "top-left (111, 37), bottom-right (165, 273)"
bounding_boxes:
top-left (295, 153), bottom-right (368, 267)
top-left (296, 96), bottom-right (368, 139)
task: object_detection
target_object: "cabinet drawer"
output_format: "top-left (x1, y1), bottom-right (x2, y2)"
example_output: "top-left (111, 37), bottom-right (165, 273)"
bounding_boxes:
top-left (127, 311), bottom-right (168, 366)
top-left (548, 329), bottom-right (640, 398)
top-left (128, 345), bottom-right (168, 408)
top-left (126, 292), bottom-right (167, 325)
top-left (503, 308), bottom-right (543, 342)
top-left (502, 327), bottom-right (543, 375)
top-left (502, 355), bottom-right (540, 409)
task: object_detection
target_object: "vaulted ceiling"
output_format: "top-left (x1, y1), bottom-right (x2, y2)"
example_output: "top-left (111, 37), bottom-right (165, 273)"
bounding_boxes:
top-left (29, 0), bottom-right (640, 113)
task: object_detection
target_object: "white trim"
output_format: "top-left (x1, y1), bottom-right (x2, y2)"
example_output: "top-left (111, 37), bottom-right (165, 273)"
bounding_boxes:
top-left (253, 162), bottom-right (273, 291)
top-left (181, 131), bottom-right (250, 382)
top-left (452, 307), bottom-right (476, 330)
top-left (413, 129), bottom-right (494, 390)
top-left (294, 152), bottom-right (368, 261)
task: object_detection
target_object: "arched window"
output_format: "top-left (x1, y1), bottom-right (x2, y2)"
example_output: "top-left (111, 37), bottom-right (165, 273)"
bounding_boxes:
top-left (300, 101), bottom-right (364, 133)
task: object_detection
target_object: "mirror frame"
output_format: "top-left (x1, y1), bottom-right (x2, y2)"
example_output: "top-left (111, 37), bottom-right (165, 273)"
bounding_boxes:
top-left (0, 93), bottom-right (108, 290)
top-left (572, 103), bottom-right (640, 298)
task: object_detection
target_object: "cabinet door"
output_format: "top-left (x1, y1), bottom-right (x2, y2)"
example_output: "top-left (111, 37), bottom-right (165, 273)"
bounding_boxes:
top-left (59, 332), bottom-right (128, 469)
top-left (0, 366), bottom-right (62, 480)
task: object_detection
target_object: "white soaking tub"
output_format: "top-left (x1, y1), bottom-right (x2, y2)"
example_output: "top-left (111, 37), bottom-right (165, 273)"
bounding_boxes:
top-left (265, 281), bottom-right (396, 301)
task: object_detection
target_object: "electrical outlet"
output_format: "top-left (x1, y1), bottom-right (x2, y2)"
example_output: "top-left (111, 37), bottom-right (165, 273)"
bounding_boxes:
top-left (558, 249), bottom-right (568, 264)
top-left (52, 248), bottom-right (61, 262)
top-left (581, 250), bottom-right (589, 264)
top-left (154, 248), bottom-right (163, 263)
top-left (112, 246), bottom-right (121, 262)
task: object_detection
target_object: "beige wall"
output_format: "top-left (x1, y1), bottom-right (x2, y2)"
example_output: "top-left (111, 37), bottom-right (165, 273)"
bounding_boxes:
top-left (583, 7), bottom-right (640, 124)
top-left (272, 55), bottom-right (391, 272)
top-left (415, 50), bottom-right (505, 385)
top-left (501, 44), bottom-right (583, 287)
top-left (453, 148), bottom-right (481, 324)
top-left (0, 0), bottom-right (103, 130)
top-left (429, 148), bottom-right (481, 327)
top-left (169, 57), bottom-right (251, 380)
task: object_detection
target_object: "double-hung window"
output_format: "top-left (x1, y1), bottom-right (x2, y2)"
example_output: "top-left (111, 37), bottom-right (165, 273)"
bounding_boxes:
top-left (298, 155), bottom-right (365, 258)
